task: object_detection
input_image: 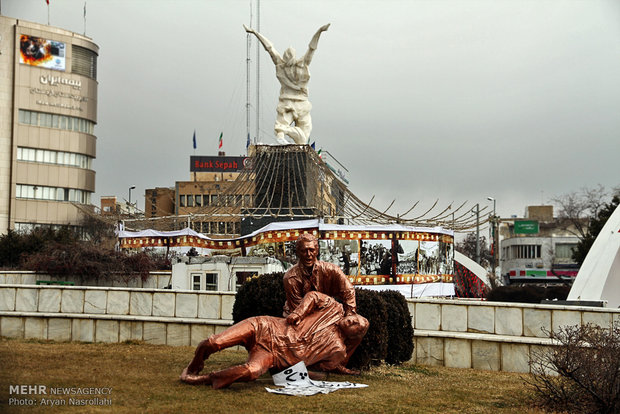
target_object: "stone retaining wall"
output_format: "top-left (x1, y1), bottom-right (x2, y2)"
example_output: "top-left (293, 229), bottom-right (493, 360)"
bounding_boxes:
top-left (407, 298), bottom-right (620, 372)
top-left (1, 285), bottom-right (619, 373)
top-left (0, 285), bottom-right (234, 346)
top-left (0, 271), bottom-right (172, 289)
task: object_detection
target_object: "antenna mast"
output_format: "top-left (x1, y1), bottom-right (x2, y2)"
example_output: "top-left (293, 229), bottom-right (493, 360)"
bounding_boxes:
top-left (246, 2), bottom-right (253, 146)
top-left (255, 0), bottom-right (260, 144)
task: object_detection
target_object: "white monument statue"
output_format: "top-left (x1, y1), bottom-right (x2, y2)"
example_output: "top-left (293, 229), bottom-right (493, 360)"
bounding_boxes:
top-left (244, 23), bottom-right (330, 145)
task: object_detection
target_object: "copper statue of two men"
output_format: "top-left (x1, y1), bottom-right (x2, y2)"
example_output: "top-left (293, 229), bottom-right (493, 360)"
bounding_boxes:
top-left (181, 233), bottom-right (367, 389)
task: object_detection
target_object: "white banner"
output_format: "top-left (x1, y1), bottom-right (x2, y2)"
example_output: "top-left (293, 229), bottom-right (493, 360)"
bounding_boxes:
top-left (266, 361), bottom-right (367, 396)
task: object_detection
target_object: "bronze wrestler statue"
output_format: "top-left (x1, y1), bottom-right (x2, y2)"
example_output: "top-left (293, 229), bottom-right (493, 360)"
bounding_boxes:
top-left (180, 291), bottom-right (368, 389)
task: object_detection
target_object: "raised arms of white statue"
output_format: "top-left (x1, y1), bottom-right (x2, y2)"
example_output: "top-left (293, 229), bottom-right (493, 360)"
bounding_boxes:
top-left (243, 24), bottom-right (281, 64)
top-left (303, 23), bottom-right (330, 66)
top-left (243, 23), bottom-right (330, 66)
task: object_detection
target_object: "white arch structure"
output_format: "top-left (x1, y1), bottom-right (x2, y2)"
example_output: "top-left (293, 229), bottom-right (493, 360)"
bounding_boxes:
top-left (454, 250), bottom-right (491, 288)
top-left (568, 204), bottom-right (620, 308)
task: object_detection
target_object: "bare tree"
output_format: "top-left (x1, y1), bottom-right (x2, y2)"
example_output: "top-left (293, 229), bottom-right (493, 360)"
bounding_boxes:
top-left (551, 184), bottom-right (608, 239)
top-left (527, 322), bottom-right (620, 414)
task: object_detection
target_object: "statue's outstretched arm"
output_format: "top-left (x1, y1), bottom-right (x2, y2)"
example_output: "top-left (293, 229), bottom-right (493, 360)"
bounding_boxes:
top-left (243, 24), bottom-right (281, 64)
top-left (286, 291), bottom-right (334, 325)
top-left (303, 23), bottom-right (330, 65)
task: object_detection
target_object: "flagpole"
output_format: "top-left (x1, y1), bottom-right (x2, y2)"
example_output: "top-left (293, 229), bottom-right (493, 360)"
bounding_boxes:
top-left (83, 2), bottom-right (87, 35)
top-left (193, 130), bottom-right (197, 156)
top-left (47, 2), bottom-right (50, 25)
top-left (192, 130), bottom-right (197, 182)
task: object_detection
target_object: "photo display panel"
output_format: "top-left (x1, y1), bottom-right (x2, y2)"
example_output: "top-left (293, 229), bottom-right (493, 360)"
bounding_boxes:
top-left (319, 239), bottom-right (360, 276)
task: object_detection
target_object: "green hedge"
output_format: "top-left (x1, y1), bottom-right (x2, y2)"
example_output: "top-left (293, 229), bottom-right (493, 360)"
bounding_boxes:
top-left (486, 285), bottom-right (570, 303)
top-left (232, 272), bottom-right (286, 321)
top-left (348, 288), bottom-right (388, 369)
top-left (232, 273), bottom-right (414, 370)
top-left (379, 290), bottom-right (414, 365)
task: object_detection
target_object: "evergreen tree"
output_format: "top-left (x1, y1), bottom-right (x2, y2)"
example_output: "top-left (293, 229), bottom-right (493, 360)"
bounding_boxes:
top-left (572, 195), bottom-right (619, 265)
top-left (455, 233), bottom-right (492, 266)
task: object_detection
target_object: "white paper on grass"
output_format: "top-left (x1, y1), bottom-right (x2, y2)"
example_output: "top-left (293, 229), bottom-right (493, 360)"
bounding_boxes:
top-left (266, 361), bottom-right (368, 396)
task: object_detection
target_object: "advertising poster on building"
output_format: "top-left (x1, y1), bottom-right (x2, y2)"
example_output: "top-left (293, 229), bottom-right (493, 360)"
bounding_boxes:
top-left (19, 35), bottom-right (66, 71)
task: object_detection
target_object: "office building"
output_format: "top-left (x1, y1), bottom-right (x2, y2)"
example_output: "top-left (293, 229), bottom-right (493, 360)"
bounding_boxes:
top-left (0, 16), bottom-right (98, 233)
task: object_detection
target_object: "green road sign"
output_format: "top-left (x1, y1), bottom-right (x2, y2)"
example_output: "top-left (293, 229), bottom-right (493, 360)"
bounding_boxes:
top-left (514, 220), bottom-right (539, 234)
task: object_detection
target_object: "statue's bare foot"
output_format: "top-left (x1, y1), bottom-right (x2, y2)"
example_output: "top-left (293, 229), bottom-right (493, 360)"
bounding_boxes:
top-left (186, 359), bottom-right (204, 375)
top-left (180, 368), bottom-right (212, 385)
top-left (180, 367), bottom-right (193, 382)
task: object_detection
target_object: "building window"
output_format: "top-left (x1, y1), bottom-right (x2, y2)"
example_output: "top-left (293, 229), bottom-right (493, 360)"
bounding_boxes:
top-left (211, 195), bottom-right (219, 206)
top-left (555, 243), bottom-right (576, 260)
top-left (15, 222), bottom-right (82, 234)
top-left (187, 195), bottom-right (194, 207)
top-left (195, 195), bottom-right (202, 207)
top-left (179, 195), bottom-right (185, 207)
top-left (16, 184), bottom-right (91, 204)
top-left (17, 147), bottom-right (93, 169)
top-left (72, 45), bottom-right (98, 79)
top-left (205, 273), bottom-right (217, 291)
top-left (203, 194), bottom-right (210, 206)
top-left (192, 273), bottom-right (201, 290)
top-left (18, 109), bottom-right (95, 134)
top-left (509, 244), bottom-right (542, 259)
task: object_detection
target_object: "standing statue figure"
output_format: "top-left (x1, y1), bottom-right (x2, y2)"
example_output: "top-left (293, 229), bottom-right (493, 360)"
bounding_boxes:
top-left (283, 233), bottom-right (357, 318)
top-left (244, 23), bottom-right (330, 145)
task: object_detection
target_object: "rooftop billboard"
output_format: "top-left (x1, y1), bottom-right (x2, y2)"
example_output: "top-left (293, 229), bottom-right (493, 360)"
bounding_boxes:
top-left (190, 156), bottom-right (249, 173)
top-left (19, 35), bottom-right (66, 71)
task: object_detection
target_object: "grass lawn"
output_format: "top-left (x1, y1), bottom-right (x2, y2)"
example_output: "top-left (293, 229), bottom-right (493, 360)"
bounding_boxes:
top-left (0, 337), bottom-right (546, 413)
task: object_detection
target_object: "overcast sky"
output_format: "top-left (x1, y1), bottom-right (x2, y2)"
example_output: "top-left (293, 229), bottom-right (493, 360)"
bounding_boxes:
top-left (3, 0), bottom-right (620, 231)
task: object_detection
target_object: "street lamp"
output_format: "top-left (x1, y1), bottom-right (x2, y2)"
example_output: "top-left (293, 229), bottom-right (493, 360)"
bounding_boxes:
top-left (471, 203), bottom-right (480, 264)
top-left (487, 196), bottom-right (497, 279)
top-left (128, 185), bottom-right (136, 210)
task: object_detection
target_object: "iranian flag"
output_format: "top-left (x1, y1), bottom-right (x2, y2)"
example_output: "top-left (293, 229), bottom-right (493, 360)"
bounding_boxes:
top-left (218, 132), bottom-right (223, 149)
